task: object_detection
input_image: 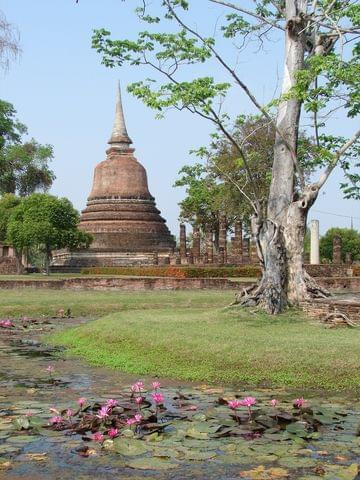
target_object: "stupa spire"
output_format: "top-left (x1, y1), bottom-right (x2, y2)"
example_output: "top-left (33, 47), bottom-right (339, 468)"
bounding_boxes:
top-left (108, 81), bottom-right (132, 150)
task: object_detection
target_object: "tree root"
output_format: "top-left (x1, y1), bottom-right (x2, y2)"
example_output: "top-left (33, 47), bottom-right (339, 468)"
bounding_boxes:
top-left (229, 271), bottom-right (331, 314)
top-left (324, 311), bottom-right (358, 328)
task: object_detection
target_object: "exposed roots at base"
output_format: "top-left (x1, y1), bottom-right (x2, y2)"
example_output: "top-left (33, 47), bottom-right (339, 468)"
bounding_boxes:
top-left (230, 272), bottom-right (331, 315)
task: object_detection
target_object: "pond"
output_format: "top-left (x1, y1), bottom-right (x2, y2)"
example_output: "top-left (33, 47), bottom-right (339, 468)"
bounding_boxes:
top-left (0, 317), bottom-right (359, 479)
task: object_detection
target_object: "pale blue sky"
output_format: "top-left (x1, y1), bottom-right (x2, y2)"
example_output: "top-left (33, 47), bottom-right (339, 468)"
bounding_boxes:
top-left (1, 0), bottom-right (359, 235)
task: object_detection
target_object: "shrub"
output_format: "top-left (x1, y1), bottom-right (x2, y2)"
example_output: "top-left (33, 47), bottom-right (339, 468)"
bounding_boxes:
top-left (81, 265), bottom-right (261, 278)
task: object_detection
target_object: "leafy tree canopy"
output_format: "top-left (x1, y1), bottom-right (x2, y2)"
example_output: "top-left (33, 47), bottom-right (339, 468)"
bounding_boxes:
top-left (320, 227), bottom-right (360, 262)
top-left (7, 193), bottom-right (92, 274)
top-left (0, 99), bottom-right (55, 196)
top-left (0, 193), bottom-right (20, 242)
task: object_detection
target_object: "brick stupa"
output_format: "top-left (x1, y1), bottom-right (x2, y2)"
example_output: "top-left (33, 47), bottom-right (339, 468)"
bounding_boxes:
top-left (52, 84), bottom-right (175, 267)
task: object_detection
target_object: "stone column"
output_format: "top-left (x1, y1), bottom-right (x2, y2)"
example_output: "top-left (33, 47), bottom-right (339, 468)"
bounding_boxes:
top-left (205, 226), bottom-right (214, 264)
top-left (219, 216), bottom-right (227, 263)
top-left (192, 227), bottom-right (201, 263)
top-left (233, 220), bottom-right (243, 262)
top-left (242, 238), bottom-right (250, 263)
top-left (345, 252), bottom-right (352, 265)
top-left (332, 234), bottom-right (342, 264)
top-left (179, 223), bottom-right (187, 259)
top-left (310, 219), bottom-right (320, 265)
top-left (250, 239), bottom-right (259, 264)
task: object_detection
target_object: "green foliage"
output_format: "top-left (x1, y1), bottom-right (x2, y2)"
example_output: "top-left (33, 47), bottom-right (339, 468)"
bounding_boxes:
top-left (7, 193), bottom-right (92, 272)
top-left (92, 0), bottom-right (360, 206)
top-left (0, 193), bottom-right (20, 241)
top-left (320, 227), bottom-right (360, 262)
top-left (0, 140), bottom-right (55, 196)
top-left (0, 99), bottom-right (55, 196)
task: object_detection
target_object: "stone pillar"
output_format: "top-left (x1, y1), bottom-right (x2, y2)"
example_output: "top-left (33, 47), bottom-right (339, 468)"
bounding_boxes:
top-left (310, 219), bottom-right (320, 265)
top-left (242, 238), bottom-right (250, 263)
top-left (250, 239), bottom-right (258, 264)
top-left (179, 223), bottom-right (187, 258)
top-left (345, 252), bottom-right (352, 265)
top-left (233, 220), bottom-right (243, 262)
top-left (219, 216), bottom-right (227, 263)
top-left (205, 226), bottom-right (214, 263)
top-left (192, 227), bottom-right (201, 263)
top-left (188, 252), bottom-right (194, 264)
top-left (332, 234), bottom-right (342, 264)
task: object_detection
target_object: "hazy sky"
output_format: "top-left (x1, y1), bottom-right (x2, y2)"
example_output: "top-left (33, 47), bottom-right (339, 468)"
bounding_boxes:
top-left (1, 0), bottom-right (359, 235)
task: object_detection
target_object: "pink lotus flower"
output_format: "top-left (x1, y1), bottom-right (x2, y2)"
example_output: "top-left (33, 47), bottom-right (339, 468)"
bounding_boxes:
top-left (241, 396), bottom-right (256, 407)
top-left (77, 397), bottom-right (86, 408)
top-left (25, 411), bottom-right (33, 417)
top-left (135, 396), bottom-right (144, 405)
top-left (108, 428), bottom-right (118, 439)
top-left (228, 399), bottom-right (242, 410)
top-left (66, 408), bottom-right (74, 417)
top-left (105, 399), bottom-right (118, 409)
top-left (151, 392), bottom-right (164, 405)
top-left (0, 319), bottom-right (13, 328)
top-left (293, 397), bottom-right (307, 408)
top-left (46, 365), bottom-right (55, 374)
top-left (96, 406), bottom-right (110, 420)
top-left (152, 381), bottom-right (161, 390)
top-left (134, 414), bottom-right (143, 423)
top-left (50, 416), bottom-right (62, 424)
top-left (126, 418), bottom-right (137, 426)
top-left (92, 432), bottom-right (104, 442)
top-left (131, 381), bottom-right (145, 393)
top-left (270, 399), bottom-right (278, 407)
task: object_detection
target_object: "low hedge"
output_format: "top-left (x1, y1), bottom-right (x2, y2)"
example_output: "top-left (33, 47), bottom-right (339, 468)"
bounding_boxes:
top-left (81, 265), bottom-right (262, 278)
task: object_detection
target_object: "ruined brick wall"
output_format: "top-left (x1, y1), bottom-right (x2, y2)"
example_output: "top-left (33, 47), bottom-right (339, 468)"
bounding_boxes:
top-left (301, 298), bottom-right (360, 325)
top-left (0, 257), bottom-right (18, 274)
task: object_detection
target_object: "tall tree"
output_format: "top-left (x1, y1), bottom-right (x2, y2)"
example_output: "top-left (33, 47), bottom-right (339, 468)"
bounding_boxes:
top-left (7, 194), bottom-right (92, 274)
top-left (92, 0), bottom-right (360, 313)
top-left (0, 193), bottom-right (20, 242)
top-left (0, 10), bottom-right (21, 71)
top-left (0, 99), bottom-right (55, 196)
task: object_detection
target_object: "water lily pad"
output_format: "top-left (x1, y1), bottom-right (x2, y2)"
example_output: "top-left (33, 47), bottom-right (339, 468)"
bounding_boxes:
top-left (126, 457), bottom-right (178, 470)
top-left (184, 450), bottom-right (217, 461)
top-left (113, 438), bottom-right (151, 456)
top-left (186, 427), bottom-right (209, 440)
top-left (278, 456), bottom-right (318, 468)
top-left (7, 434), bottom-right (39, 444)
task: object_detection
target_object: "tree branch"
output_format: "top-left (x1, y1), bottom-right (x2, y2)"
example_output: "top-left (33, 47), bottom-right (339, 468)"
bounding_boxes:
top-left (315, 128), bottom-right (360, 190)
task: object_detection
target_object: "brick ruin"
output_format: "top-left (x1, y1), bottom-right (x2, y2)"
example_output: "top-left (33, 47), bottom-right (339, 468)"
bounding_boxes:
top-left (52, 84), bottom-right (176, 267)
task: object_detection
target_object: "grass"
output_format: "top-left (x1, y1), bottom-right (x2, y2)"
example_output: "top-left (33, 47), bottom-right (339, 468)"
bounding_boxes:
top-left (3, 288), bottom-right (360, 392)
top-left (0, 288), bottom-right (235, 318)
top-left (48, 295), bottom-right (360, 392)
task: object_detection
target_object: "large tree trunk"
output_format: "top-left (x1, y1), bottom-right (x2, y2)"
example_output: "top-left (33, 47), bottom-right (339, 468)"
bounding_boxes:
top-left (235, 1), bottom-right (329, 313)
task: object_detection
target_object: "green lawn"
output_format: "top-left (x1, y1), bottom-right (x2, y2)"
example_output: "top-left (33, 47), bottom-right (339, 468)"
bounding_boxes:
top-left (0, 288), bottom-right (234, 318)
top-left (3, 287), bottom-right (360, 392)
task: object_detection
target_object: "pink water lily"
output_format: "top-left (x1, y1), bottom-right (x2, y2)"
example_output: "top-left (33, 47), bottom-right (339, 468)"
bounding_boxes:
top-left (134, 414), bottom-right (143, 423)
top-left (105, 399), bottom-right (118, 409)
top-left (152, 381), bottom-right (161, 390)
top-left (241, 397), bottom-right (257, 407)
top-left (270, 399), bottom-right (278, 407)
top-left (77, 397), bottom-right (86, 408)
top-left (126, 417), bottom-right (137, 426)
top-left (92, 432), bottom-right (104, 442)
top-left (131, 381), bottom-right (145, 393)
top-left (66, 408), bottom-right (75, 417)
top-left (0, 319), bottom-right (13, 328)
top-left (228, 399), bottom-right (242, 410)
top-left (135, 396), bottom-right (144, 405)
top-left (151, 392), bottom-right (164, 405)
top-left (96, 406), bottom-right (110, 420)
top-left (25, 411), bottom-right (33, 417)
top-left (50, 416), bottom-right (62, 425)
top-left (46, 365), bottom-right (55, 374)
top-left (293, 397), bottom-right (307, 408)
top-left (108, 428), bottom-right (118, 439)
